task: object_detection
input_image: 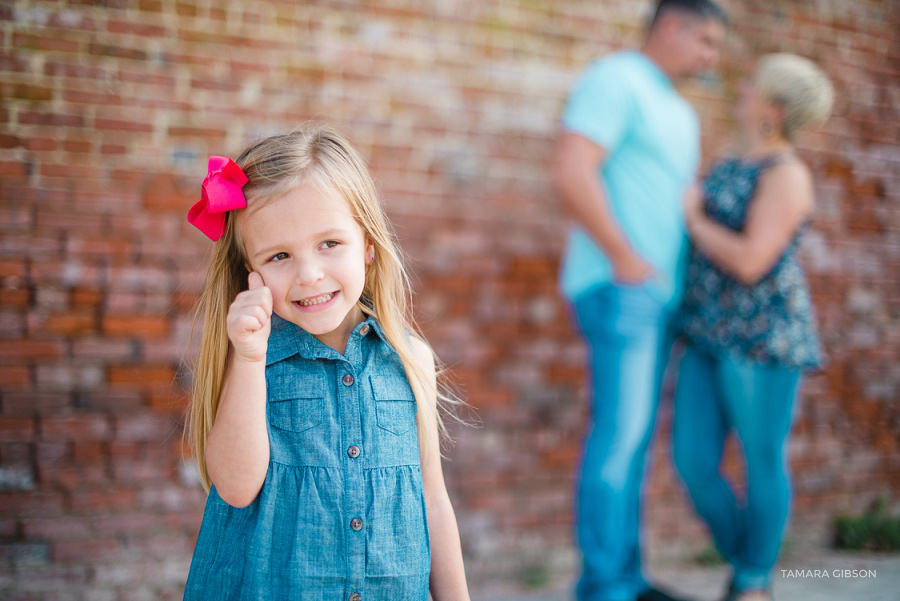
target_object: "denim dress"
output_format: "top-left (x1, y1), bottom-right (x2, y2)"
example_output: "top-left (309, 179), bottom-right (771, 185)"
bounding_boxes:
top-left (676, 156), bottom-right (823, 370)
top-left (184, 314), bottom-right (431, 601)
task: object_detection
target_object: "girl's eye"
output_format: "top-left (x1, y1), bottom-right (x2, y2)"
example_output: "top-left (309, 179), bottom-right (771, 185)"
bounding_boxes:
top-left (320, 240), bottom-right (340, 250)
top-left (269, 252), bottom-right (289, 262)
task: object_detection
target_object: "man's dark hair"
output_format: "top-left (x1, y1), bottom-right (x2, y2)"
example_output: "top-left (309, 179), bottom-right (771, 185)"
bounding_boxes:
top-left (650, 0), bottom-right (729, 30)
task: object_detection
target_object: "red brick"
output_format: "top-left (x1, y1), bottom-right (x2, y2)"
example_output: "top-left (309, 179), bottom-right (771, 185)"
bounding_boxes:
top-left (0, 366), bottom-right (30, 387)
top-left (40, 164), bottom-right (104, 179)
top-left (167, 125), bottom-right (227, 138)
top-left (0, 417), bottom-right (36, 441)
top-left (53, 538), bottom-right (121, 561)
top-left (66, 235), bottom-right (133, 257)
top-left (71, 337), bottom-right (134, 361)
top-left (142, 173), bottom-right (195, 210)
top-left (0, 288), bottom-right (30, 306)
top-left (100, 143), bottom-right (127, 154)
top-left (139, 0), bottom-right (164, 11)
top-left (0, 339), bottom-right (65, 361)
top-left (0, 133), bottom-right (21, 148)
top-left (95, 512), bottom-right (163, 535)
top-left (40, 415), bottom-right (110, 441)
top-left (69, 486), bottom-right (137, 511)
top-left (0, 519), bottom-right (16, 537)
top-left (45, 312), bottom-right (97, 335)
top-left (43, 61), bottom-right (106, 78)
top-left (113, 413), bottom-right (173, 441)
top-left (1, 392), bottom-right (72, 414)
top-left (0, 441), bottom-right (31, 463)
top-left (71, 441), bottom-right (106, 462)
top-left (30, 261), bottom-right (102, 287)
top-left (148, 388), bottom-right (190, 412)
top-left (0, 160), bottom-right (28, 177)
top-left (61, 88), bottom-right (122, 105)
top-left (61, 139), bottom-right (92, 153)
top-left (75, 390), bottom-right (143, 411)
top-left (102, 315), bottom-right (170, 338)
top-left (3, 82), bottom-right (54, 101)
top-left (94, 118), bottom-right (154, 132)
top-left (107, 365), bottom-right (173, 389)
top-left (12, 32), bottom-right (80, 53)
top-left (40, 465), bottom-right (109, 490)
top-left (0, 205), bottom-right (32, 229)
top-left (0, 492), bottom-right (64, 515)
top-left (24, 137), bottom-right (58, 151)
top-left (87, 42), bottom-right (147, 61)
top-left (22, 517), bottom-right (93, 540)
top-left (18, 111), bottom-right (85, 127)
top-left (69, 288), bottom-right (103, 307)
top-left (0, 259), bottom-right (26, 278)
top-left (175, 3), bottom-right (197, 17)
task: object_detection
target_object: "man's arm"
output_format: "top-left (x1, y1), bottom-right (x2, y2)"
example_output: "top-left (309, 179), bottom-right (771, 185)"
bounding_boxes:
top-left (551, 132), bottom-right (654, 284)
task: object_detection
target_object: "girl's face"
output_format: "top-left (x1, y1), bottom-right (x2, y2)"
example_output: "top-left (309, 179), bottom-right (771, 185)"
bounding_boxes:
top-left (241, 182), bottom-right (374, 353)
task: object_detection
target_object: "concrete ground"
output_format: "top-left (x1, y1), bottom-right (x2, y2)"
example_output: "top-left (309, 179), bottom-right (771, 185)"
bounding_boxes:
top-left (472, 549), bottom-right (900, 601)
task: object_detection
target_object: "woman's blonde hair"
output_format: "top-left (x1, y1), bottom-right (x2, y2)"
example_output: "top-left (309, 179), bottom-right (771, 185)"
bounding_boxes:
top-left (755, 53), bottom-right (834, 140)
top-left (188, 124), bottom-right (458, 490)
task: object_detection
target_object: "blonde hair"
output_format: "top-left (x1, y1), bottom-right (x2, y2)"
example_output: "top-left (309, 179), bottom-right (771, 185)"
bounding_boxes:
top-left (188, 124), bottom-right (458, 490)
top-left (755, 53), bottom-right (834, 140)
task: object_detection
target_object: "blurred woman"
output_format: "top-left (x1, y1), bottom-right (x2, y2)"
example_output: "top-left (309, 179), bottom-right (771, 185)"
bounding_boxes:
top-left (672, 54), bottom-right (834, 601)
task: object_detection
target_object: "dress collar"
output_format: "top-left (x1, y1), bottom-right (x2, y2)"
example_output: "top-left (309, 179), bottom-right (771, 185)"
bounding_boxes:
top-left (265, 312), bottom-right (389, 365)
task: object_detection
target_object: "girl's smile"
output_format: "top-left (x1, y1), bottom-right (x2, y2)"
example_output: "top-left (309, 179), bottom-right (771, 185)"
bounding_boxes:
top-left (293, 291), bottom-right (338, 310)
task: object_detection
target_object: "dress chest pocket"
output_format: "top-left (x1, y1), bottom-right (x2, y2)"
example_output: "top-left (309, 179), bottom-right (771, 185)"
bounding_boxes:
top-left (369, 375), bottom-right (417, 435)
top-left (267, 376), bottom-right (325, 433)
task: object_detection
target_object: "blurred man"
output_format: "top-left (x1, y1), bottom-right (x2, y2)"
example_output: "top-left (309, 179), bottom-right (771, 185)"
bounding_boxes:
top-left (552, 2), bottom-right (727, 600)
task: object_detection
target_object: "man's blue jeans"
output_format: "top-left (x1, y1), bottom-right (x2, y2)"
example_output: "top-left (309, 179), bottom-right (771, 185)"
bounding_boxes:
top-left (672, 343), bottom-right (801, 592)
top-left (573, 283), bottom-right (671, 601)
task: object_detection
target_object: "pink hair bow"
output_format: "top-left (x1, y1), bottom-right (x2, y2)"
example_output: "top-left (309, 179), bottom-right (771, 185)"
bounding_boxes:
top-left (187, 156), bottom-right (249, 241)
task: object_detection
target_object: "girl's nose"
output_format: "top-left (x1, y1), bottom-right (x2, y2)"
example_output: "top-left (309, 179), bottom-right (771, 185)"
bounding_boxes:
top-left (295, 259), bottom-right (324, 286)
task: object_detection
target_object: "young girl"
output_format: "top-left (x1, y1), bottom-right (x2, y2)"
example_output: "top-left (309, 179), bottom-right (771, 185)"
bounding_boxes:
top-left (184, 125), bottom-right (470, 601)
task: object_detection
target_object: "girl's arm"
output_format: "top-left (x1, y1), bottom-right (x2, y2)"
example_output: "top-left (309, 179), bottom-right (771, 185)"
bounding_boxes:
top-left (685, 161), bottom-right (815, 285)
top-left (411, 337), bottom-right (470, 601)
top-left (205, 272), bottom-right (273, 508)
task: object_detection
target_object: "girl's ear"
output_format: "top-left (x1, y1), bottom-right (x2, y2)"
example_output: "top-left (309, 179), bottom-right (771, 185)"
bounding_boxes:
top-left (365, 239), bottom-right (375, 264)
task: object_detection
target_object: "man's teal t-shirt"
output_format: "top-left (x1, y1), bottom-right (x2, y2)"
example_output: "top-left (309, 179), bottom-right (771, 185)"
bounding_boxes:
top-left (559, 51), bottom-right (700, 308)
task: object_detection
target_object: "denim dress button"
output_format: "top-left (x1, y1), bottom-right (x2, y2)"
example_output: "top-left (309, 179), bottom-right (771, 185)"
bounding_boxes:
top-left (348, 445), bottom-right (360, 458)
top-left (359, 324), bottom-right (370, 336)
top-left (349, 594), bottom-right (361, 601)
top-left (350, 518), bottom-right (363, 531)
top-left (342, 373), bottom-right (354, 386)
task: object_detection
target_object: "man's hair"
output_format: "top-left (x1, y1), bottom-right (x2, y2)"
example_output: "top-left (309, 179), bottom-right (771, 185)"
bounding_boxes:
top-left (650, 0), bottom-right (729, 30)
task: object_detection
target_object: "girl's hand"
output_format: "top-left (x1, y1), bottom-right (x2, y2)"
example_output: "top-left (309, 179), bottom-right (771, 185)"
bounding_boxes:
top-left (226, 271), bottom-right (273, 363)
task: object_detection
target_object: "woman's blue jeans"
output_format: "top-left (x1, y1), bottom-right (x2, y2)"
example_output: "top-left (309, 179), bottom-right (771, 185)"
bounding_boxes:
top-left (573, 283), bottom-right (671, 601)
top-left (672, 343), bottom-right (801, 592)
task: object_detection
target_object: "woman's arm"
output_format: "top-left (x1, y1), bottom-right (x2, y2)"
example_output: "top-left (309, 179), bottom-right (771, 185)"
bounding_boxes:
top-left (205, 272), bottom-right (272, 508)
top-left (685, 161), bottom-right (815, 285)
top-left (411, 336), bottom-right (470, 601)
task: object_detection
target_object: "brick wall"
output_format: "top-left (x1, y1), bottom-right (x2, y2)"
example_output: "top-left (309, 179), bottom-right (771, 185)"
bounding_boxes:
top-left (1, 0), bottom-right (897, 598)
